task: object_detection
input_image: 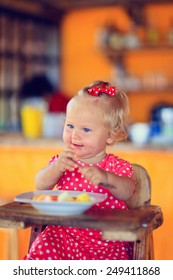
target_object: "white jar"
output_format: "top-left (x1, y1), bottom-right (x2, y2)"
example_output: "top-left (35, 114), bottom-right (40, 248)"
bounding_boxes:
top-left (129, 123), bottom-right (150, 145)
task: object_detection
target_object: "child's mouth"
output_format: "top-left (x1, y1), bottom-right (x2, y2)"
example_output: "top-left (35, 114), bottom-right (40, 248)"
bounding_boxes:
top-left (72, 143), bottom-right (83, 148)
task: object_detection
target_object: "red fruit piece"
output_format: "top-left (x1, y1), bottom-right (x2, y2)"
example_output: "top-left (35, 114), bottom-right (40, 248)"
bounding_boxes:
top-left (51, 196), bottom-right (58, 201)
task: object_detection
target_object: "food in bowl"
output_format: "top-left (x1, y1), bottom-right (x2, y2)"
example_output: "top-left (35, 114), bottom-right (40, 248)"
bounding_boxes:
top-left (32, 191), bottom-right (91, 203)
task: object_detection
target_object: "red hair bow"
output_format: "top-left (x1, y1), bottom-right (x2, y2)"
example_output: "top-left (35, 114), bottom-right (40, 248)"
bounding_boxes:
top-left (87, 85), bottom-right (116, 96)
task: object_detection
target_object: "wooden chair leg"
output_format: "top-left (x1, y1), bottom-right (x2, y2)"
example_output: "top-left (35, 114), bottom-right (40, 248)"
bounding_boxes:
top-left (8, 229), bottom-right (19, 259)
top-left (148, 233), bottom-right (154, 259)
top-left (133, 239), bottom-right (146, 260)
top-left (0, 228), bottom-right (19, 259)
top-left (133, 233), bottom-right (154, 260)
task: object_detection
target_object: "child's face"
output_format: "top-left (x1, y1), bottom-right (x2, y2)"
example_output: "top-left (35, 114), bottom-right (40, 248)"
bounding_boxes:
top-left (63, 99), bottom-right (113, 162)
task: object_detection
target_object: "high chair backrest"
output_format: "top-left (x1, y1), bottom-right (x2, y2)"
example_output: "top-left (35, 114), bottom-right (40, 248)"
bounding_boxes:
top-left (126, 163), bottom-right (151, 209)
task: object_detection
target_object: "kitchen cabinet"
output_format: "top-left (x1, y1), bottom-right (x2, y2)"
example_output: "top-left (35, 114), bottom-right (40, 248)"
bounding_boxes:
top-left (0, 8), bottom-right (59, 131)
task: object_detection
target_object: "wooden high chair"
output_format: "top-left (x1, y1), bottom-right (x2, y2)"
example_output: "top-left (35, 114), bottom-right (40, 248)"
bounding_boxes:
top-left (28, 164), bottom-right (163, 260)
top-left (125, 164), bottom-right (154, 259)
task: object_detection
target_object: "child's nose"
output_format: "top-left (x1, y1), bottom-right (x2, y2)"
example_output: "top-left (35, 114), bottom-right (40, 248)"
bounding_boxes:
top-left (72, 129), bottom-right (80, 139)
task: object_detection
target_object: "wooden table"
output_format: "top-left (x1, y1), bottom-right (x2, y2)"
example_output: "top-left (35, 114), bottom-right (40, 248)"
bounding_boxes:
top-left (0, 202), bottom-right (163, 243)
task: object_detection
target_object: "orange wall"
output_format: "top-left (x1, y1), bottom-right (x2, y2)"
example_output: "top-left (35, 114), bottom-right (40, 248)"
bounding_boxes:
top-left (60, 6), bottom-right (131, 95)
top-left (60, 4), bottom-right (173, 122)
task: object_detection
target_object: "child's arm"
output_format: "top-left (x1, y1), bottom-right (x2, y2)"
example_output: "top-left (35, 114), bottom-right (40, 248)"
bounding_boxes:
top-left (35, 147), bottom-right (78, 190)
top-left (79, 166), bottom-right (135, 201)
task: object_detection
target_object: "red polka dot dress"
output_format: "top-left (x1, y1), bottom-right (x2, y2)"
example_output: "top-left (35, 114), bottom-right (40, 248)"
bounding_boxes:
top-left (24, 154), bottom-right (134, 260)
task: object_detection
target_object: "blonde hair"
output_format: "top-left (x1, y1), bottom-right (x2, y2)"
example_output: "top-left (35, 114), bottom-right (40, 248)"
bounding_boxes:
top-left (67, 80), bottom-right (129, 144)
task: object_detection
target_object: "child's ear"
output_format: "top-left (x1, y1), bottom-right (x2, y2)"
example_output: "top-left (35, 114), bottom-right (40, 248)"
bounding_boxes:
top-left (106, 137), bottom-right (114, 145)
top-left (106, 131), bottom-right (114, 145)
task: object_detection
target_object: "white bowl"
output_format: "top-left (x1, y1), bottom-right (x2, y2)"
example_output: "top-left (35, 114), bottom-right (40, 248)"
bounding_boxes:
top-left (15, 190), bottom-right (107, 216)
top-left (129, 123), bottom-right (150, 145)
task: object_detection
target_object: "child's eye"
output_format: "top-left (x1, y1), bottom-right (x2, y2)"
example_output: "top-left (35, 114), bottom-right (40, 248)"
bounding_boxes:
top-left (67, 124), bottom-right (74, 129)
top-left (83, 128), bottom-right (91, 133)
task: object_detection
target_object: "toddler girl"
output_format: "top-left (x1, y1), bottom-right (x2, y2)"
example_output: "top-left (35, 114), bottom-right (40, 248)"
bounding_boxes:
top-left (24, 80), bottom-right (135, 260)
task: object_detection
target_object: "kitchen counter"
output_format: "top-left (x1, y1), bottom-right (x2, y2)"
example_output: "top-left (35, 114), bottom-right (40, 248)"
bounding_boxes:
top-left (0, 133), bottom-right (65, 148)
top-left (0, 132), bottom-right (173, 151)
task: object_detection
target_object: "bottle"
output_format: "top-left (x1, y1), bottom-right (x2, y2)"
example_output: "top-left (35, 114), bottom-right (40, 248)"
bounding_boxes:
top-left (167, 18), bottom-right (173, 45)
top-left (123, 23), bottom-right (141, 49)
top-left (146, 19), bottom-right (159, 45)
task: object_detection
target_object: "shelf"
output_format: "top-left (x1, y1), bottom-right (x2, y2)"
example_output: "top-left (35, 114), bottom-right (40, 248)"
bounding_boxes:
top-left (0, 52), bottom-right (59, 64)
top-left (101, 44), bottom-right (173, 60)
top-left (101, 43), bottom-right (173, 94)
top-left (127, 88), bottom-right (173, 94)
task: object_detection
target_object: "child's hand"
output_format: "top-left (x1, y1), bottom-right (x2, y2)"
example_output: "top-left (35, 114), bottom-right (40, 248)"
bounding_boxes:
top-left (79, 166), bottom-right (107, 186)
top-left (56, 146), bottom-right (78, 173)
